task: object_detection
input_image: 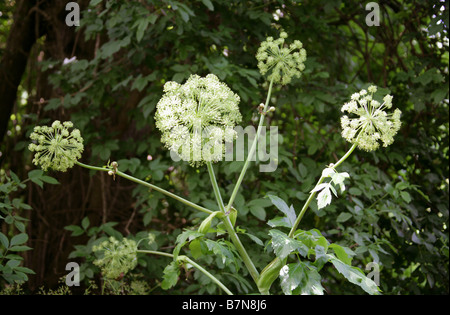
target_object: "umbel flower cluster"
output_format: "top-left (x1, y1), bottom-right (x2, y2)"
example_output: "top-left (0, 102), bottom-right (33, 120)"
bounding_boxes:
top-left (92, 237), bottom-right (138, 280)
top-left (256, 31), bottom-right (307, 85)
top-left (28, 120), bottom-right (84, 172)
top-left (341, 85), bottom-right (402, 151)
top-left (155, 74), bottom-right (242, 166)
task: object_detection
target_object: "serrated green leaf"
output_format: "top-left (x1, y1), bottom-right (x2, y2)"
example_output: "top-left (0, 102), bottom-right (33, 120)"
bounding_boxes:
top-left (311, 183), bottom-right (329, 193)
top-left (315, 244), bottom-right (380, 295)
top-left (294, 229), bottom-right (330, 258)
top-left (64, 225), bottom-right (85, 236)
top-left (0, 201), bottom-right (12, 209)
top-left (4, 215), bottom-right (14, 224)
top-left (298, 163), bottom-right (308, 178)
top-left (189, 239), bottom-right (203, 259)
top-left (201, 0), bottom-right (214, 10)
top-left (4, 254), bottom-right (23, 260)
top-left (247, 198), bottom-right (271, 208)
top-left (28, 169), bottom-right (43, 180)
top-left (329, 243), bottom-right (354, 265)
top-left (269, 229), bottom-right (308, 259)
top-left (40, 176), bottom-right (60, 185)
top-left (242, 232), bottom-right (264, 246)
top-left (136, 18), bottom-right (149, 42)
top-left (9, 245), bottom-right (33, 252)
top-left (349, 187), bottom-right (362, 195)
top-left (99, 40), bottom-right (123, 59)
top-left (131, 74), bottom-right (149, 92)
top-left (267, 216), bottom-right (292, 228)
top-left (266, 195), bottom-right (296, 227)
top-left (173, 229), bottom-right (203, 259)
top-left (280, 262), bottom-right (325, 295)
top-left (30, 178), bottom-right (44, 189)
top-left (336, 212), bottom-right (353, 223)
top-left (9, 171), bottom-right (21, 184)
top-left (90, 0), bottom-right (102, 6)
top-left (266, 194), bottom-right (289, 212)
top-left (204, 239), bottom-right (234, 266)
top-left (81, 217), bottom-right (90, 230)
top-left (7, 271), bottom-right (29, 283)
top-left (317, 186), bottom-right (332, 209)
top-left (13, 266), bottom-right (36, 275)
top-left (10, 233), bottom-right (28, 247)
top-left (400, 191), bottom-right (411, 203)
top-left (6, 259), bottom-right (21, 268)
top-left (329, 256), bottom-right (380, 295)
top-left (161, 261), bottom-right (180, 290)
top-left (250, 206), bottom-right (266, 221)
top-left (0, 232), bottom-right (9, 248)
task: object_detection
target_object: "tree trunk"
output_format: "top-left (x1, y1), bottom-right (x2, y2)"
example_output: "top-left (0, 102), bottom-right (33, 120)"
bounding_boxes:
top-left (0, 0), bottom-right (40, 145)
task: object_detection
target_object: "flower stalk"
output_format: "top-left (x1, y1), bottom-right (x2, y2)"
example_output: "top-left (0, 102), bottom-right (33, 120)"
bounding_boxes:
top-left (204, 77), bottom-right (276, 286)
top-left (75, 161), bottom-right (213, 215)
top-left (137, 250), bottom-right (233, 295)
top-left (289, 85), bottom-right (401, 236)
top-left (288, 141), bottom-right (358, 238)
top-left (206, 161), bottom-right (260, 284)
top-left (225, 77), bottom-right (274, 215)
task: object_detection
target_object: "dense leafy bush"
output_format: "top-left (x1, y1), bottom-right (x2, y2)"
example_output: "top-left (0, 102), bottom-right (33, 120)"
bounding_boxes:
top-left (0, 0), bottom-right (448, 295)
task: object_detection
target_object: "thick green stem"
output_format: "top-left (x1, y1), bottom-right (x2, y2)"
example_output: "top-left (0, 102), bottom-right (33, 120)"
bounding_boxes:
top-left (75, 161), bottom-right (213, 215)
top-left (215, 78), bottom-right (274, 286)
top-left (288, 142), bottom-right (358, 238)
top-left (225, 78), bottom-right (275, 214)
top-left (206, 161), bottom-right (260, 284)
top-left (206, 162), bottom-right (226, 212)
top-left (137, 250), bottom-right (233, 295)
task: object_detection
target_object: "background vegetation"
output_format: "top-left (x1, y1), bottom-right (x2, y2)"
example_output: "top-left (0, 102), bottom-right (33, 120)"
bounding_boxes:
top-left (0, 0), bottom-right (448, 295)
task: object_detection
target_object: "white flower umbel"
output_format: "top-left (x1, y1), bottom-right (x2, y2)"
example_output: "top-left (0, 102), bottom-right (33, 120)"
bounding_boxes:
top-left (256, 31), bottom-right (307, 85)
top-left (291, 86), bottom-right (402, 221)
top-left (155, 74), bottom-right (242, 166)
top-left (93, 237), bottom-right (138, 280)
top-left (340, 85), bottom-right (402, 151)
top-left (28, 120), bottom-right (84, 172)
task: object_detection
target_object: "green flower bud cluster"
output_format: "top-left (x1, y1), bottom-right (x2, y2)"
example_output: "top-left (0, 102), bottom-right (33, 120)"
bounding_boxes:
top-left (341, 85), bottom-right (402, 151)
top-left (92, 236), bottom-right (138, 280)
top-left (28, 120), bottom-right (84, 172)
top-left (155, 74), bottom-right (242, 167)
top-left (256, 32), bottom-right (307, 85)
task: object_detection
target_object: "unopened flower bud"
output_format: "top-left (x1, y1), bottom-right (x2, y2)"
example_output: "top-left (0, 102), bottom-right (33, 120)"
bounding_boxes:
top-left (256, 32), bottom-right (307, 85)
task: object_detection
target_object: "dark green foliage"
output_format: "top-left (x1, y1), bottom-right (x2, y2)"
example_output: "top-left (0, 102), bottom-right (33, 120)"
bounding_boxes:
top-left (0, 0), bottom-right (448, 294)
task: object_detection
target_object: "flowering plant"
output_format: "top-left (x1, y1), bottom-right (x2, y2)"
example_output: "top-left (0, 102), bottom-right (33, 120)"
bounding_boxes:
top-left (155, 74), bottom-right (242, 166)
top-left (341, 85), bottom-right (402, 151)
top-left (256, 31), bottom-right (307, 85)
top-left (28, 32), bottom-right (401, 295)
top-left (92, 237), bottom-right (138, 280)
top-left (28, 120), bottom-right (83, 172)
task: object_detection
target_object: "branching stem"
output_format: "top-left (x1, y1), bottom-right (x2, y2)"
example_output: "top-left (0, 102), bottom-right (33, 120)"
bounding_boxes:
top-left (75, 161), bottom-right (213, 215)
top-left (137, 250), bottom-right (233, 295)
